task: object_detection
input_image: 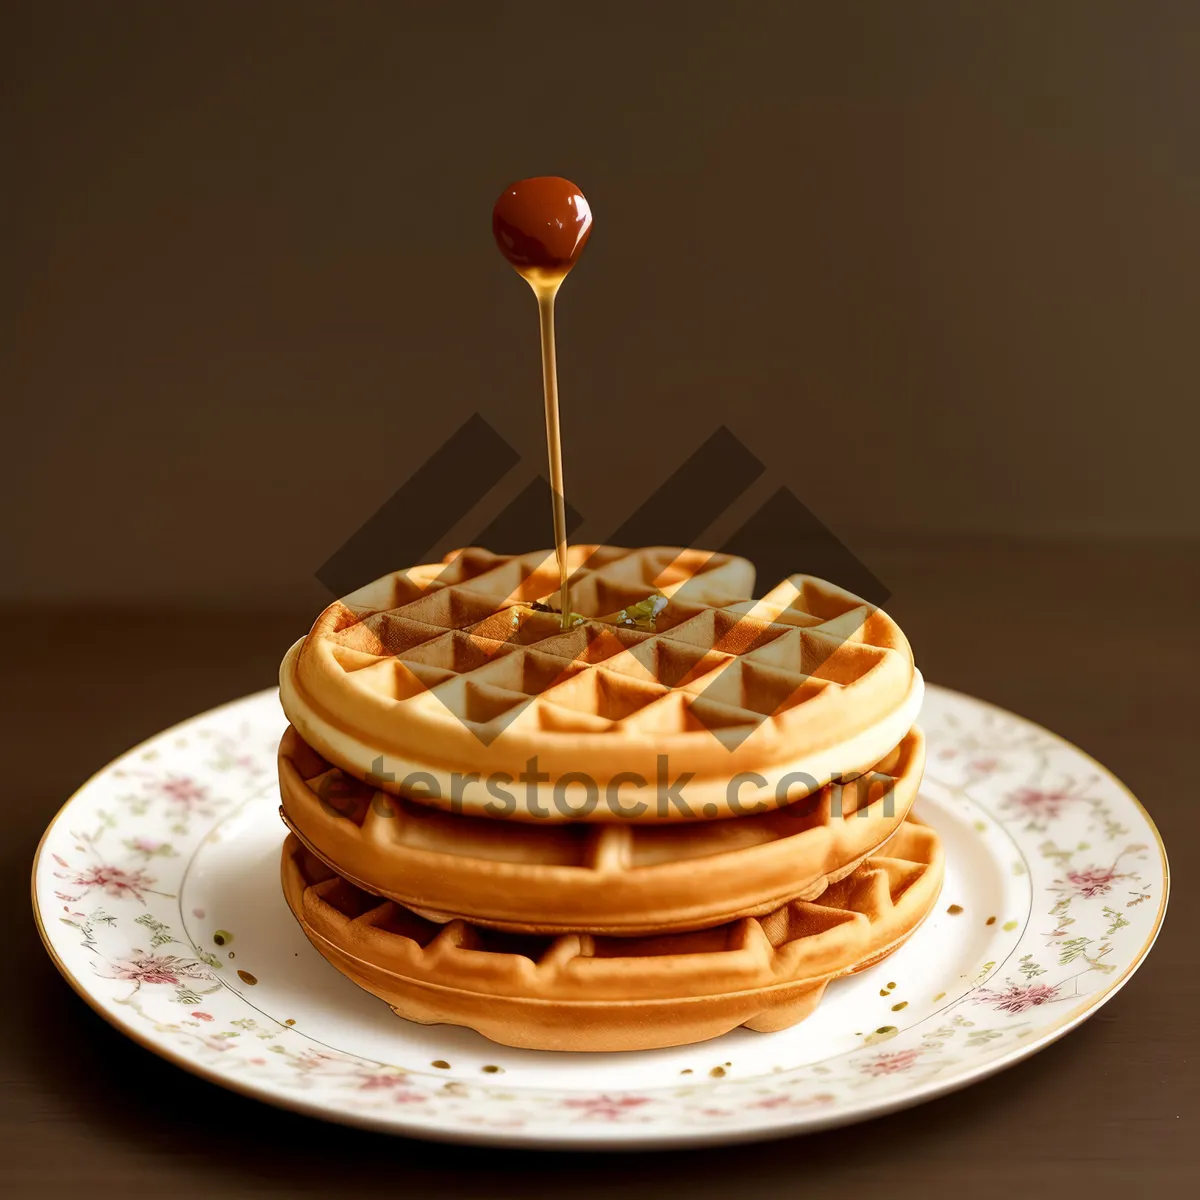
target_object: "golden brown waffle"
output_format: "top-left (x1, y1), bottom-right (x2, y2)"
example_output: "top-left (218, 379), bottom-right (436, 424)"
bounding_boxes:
top-left (280, 546), bottom-right (921, 821)
top-left (280, 818), bottom-right (944, 1052)
top-left (278, 724), bottom-right (925, 934)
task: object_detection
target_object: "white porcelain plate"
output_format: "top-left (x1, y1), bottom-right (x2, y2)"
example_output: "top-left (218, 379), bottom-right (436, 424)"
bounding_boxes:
top-left (32, 684), bottom-right (1167, 1149)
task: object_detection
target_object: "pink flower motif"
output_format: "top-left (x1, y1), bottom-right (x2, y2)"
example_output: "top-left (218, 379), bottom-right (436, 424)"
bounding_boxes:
top-left (970, 758), bottom-right (999, 774)
top-left (358, 1073), bottom-right (412, 1091)
top-left (64, 863), bottom-right (157, 904)
top-left (1061, 865), bottom-right (1125, 899)
top-left (191, 1011), bottom-right (214, 1021)
top-left (749, 1092), bottom-right (836, 1110)
top-left (937, 749), bottom-right (959, 761)
top-left (129, 836), bottom-right (166, 854)
top-left (1005, 786), bottom-right (1073, 822)
top-left (860, 1048), bottom-right (922, 1076)
top-left (99, 954), bottom-right (210, 986)
top-left (975, 980), bottom-right (1061, 1014)
top-left (151, 776), bottom-right (210, 809)
top-left (562, 1094), bottom-right (651, 1121)
top-left (293, 1051), bottom-right (339, 1073)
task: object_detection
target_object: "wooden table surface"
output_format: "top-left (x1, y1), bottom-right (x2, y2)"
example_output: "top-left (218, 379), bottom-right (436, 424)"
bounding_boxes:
top-left (3, 541), bottom-right (1195, 1198)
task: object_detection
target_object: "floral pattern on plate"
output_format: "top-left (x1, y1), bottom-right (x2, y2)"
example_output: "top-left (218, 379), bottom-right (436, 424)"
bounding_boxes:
top-left (32, 687), bottom-right (1167, 1148)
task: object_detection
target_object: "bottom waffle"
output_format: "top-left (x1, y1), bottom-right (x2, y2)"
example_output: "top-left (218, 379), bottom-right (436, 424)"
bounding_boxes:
top-left (280, 818), bottom-right (944, 1052)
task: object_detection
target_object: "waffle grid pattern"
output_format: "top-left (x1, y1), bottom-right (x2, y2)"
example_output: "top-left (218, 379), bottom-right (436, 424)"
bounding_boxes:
top-left (296, 546), bottom-right (911, 761)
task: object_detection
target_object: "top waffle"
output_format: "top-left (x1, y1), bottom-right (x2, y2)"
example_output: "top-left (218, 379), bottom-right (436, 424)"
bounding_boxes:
top-left (280, 545), bottom-right (921, 821)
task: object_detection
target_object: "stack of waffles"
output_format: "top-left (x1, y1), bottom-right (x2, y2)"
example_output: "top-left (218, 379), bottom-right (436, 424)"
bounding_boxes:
top-left (277, 546), bottom-right (943, 1051)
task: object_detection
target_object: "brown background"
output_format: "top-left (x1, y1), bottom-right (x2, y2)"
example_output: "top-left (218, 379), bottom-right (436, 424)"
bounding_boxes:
top-left (1, 2), bottom-right (1197, 1197)
top-left (3, 1), bottom-right (1199, 607)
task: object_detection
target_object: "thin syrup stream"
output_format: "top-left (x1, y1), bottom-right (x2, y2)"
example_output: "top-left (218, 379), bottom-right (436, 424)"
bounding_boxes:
top-left (536, 289), bottom-right (571, 628)
top-left (491, 177), bottom-right (592, 628)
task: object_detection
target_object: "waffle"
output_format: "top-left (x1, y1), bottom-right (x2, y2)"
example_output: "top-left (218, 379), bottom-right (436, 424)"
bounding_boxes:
top-left (279, 545), bottom-right (922, 821)
top-left (280, 818), bottom-right (944, 1052)
top-left (278, 724), bottom-right (925, 934)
